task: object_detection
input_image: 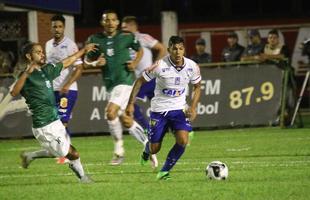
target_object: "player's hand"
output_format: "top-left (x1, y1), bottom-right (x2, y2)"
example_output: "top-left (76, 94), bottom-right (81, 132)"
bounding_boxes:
top-left (96, 53), bottom-right (106, 66)
top-left (84, 43), bottom-right (98, 53)
top-left (60, 85), bottom-right (70, 95)
top-left (186, 107), bottom-right (197, 122)
top-left (126, 60), bottom-right (136, 71)
top-left (125, 103), bottom-right (135, 117)
top-left (24, 63), bottom-right (36, 75)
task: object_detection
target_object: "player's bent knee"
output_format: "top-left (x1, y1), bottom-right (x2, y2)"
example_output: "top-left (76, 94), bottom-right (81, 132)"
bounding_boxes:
top-left (49, 140), bottom-right (70, 157)
top-left (150, 144), bottom-right (161, 154)
top-left (177, 139), bottom-right (188, 146)
top-left (66, 146), bottom-right (80, 160)
top-left (106, 110), bottom-right (118, 120)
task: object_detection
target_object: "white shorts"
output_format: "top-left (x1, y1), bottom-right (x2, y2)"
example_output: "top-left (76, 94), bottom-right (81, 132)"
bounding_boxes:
top-left (32, 119), bottom-right (70, 157)
top-left (107, 84), bottom-right (133, 110)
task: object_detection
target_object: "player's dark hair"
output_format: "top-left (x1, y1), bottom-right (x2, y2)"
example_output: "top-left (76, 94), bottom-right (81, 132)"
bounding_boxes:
top-left (102, 9), bottom-right (118, 17)
top-left (13, 42), bottom-right (38, 76)
top-left (168, 36), bottom-right (184, 47)
top-left (268, 29), bottom-right (279, 37)
top-left (122, 16), bottom-right (138, 25)
top-left (21, 42), bottom-right (37, 61)
top-left (51, 14), bottom-right (65, 25)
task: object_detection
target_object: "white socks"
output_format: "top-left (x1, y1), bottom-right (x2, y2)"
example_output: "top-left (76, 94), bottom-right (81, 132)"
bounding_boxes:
top-left (108, 118), bottom-right (124, 156)
top-left (114, 140), bottom-right (124, 156)
top-left (128, 121), bottom-right (148, 145)
top-left (69, 158), bottom-right (85, 179)
top-left (108, 118), bottom-right (147, 156)
top-left (107, 118), bottom-right (123, 140)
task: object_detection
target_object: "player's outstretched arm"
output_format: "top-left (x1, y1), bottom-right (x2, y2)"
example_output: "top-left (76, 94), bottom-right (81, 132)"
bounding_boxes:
top-left (125, 76), bottom-right (147, 116)
top-left (60, 63), bottom-right (83, 94)
top-left (62, 43), bottom-right (97, 69)
top-left (186, 82), bottom-right (201, 121)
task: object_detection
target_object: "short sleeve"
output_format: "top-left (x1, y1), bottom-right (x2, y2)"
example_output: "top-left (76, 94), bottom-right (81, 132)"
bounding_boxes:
top-left (142, 61), bottom-right (160, 81)
top-left (141, 34), bottom-right (158, 49)
top-left (190, 64), bottom-right (201, 84)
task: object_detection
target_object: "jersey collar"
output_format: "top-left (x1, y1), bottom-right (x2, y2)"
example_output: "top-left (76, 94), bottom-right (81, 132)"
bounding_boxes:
top-left (52, 36), bottom-right (66, 47)
top-left (168, 56), bottom-right (186, 72)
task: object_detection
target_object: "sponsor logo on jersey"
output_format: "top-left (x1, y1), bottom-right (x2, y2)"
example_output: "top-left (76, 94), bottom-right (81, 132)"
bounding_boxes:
top-left (162, 68), bottom-right (170, 72)
top-left (60, 45), bottom-right (68, 49)
top-left (187, 68), bottom-right (193, 72)
top-left (162, 88), bottom-right (185, 97)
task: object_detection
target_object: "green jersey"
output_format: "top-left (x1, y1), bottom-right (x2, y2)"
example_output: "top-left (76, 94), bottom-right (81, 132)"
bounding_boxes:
top-left (21, 63), bottom-right (63, 128)
top-left (87, 31), bottom-right (141, 91)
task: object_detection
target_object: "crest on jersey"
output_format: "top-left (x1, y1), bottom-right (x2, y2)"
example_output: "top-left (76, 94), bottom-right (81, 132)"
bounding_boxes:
top-left (45, 80), bottom-right (52, 88)
top-left (107, 48), bottom-right (114, 56)
top-left (162, 68), bottom-right (170, 72)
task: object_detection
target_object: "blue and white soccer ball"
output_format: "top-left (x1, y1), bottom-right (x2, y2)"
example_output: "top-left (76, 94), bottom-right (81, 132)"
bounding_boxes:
top-left (206, 161), bottom-right (228, 180)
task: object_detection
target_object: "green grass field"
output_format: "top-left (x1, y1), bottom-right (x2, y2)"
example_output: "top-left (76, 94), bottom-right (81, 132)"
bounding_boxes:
top-left (0, 127), bottom-right (310, 200)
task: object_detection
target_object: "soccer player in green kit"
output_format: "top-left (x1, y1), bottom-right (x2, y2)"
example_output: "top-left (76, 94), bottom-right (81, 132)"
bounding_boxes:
top-left (11, 42), bottom-right (96, 183)
top-left (85, 10), bottom-right (158, 167)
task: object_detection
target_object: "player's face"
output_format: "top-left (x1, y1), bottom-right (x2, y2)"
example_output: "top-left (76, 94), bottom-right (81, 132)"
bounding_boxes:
top-left (168, 43), bottom-right (185, 65)
top-left (101, 13), bottom-right (119, 35)
top-left (30, 45), bottom-right (45, 65)
top-left (267, 34), bottom-right (279, 47)
top-left (121, 22), bottom-right (135, 33)
top-left (51, 20), bottom-right (65, 40)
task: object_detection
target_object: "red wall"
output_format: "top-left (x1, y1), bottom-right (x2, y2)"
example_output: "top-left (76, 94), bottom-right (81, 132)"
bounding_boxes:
top-left (75, 18), bottom-right (310, 61)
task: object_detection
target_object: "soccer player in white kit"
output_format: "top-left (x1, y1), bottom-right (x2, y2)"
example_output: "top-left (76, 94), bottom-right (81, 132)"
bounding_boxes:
top-left (121, 16), bottom-right (166, 130)
top-left (45, 15), bottom-right (83, 164)
top-left (126, 36), bottom-right (201, 180)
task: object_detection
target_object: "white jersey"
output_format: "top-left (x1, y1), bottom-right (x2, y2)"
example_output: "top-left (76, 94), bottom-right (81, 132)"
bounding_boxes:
top-left (133, 32), bottom-right (158, 78)
top-left (142, 55), bottom-right (201, 112)
top-left (45, 36), bottom-right (82, 91)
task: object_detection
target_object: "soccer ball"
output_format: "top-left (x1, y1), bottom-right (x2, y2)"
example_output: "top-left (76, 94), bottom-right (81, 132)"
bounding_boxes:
top-left (206, 161), bottom-right (228, 180)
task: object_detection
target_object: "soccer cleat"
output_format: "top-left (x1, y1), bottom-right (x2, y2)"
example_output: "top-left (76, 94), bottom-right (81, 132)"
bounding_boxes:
top-left (150, 154), bottom-right (158, 169)
top-left (56, 157), bottom-right (70, 164)
top-left (80, 175), bottom-right (94, 184)
top-left (110, 154), bottom-right (124, 166)
top-left (140, 152), bottom-right (149, 166)
top-left (20, 152), bottom-right (33, 169)
top-left (156, 171), bottom-right (171, 180)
